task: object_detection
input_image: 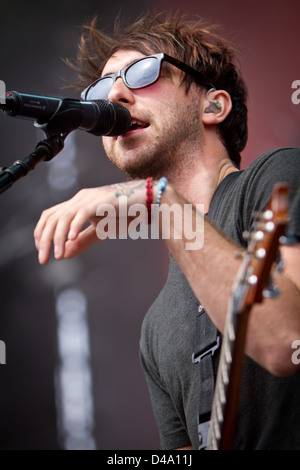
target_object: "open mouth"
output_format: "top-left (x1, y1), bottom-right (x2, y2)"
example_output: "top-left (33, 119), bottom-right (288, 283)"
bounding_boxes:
top-left (128, 119), bottom-right (149, 131)
top-left (117, 118), bottom-right (150, 140)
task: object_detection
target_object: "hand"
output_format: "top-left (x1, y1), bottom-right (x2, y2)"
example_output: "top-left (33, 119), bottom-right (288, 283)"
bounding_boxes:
top-left (34, 180), bottom-right (148, 264)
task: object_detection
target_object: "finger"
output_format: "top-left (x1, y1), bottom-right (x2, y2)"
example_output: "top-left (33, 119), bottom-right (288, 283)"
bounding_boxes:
top-left (64, 225), bottom-right (99, 258)
top-left (37, 219), bottom-right (57, 264)
top-left (67, 207), bottom-right (93, 241)
top-left (34, 204), bottom-right (63, 249)
top-left (37, 213), bottom-right (64, 264)
top-left (53, 213), bottom-right (76, 260)
top-left (34, 212), bottom-right (51, 251)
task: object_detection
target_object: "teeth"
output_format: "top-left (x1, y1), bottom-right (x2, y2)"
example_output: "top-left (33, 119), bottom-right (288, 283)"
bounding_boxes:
top-left (130, 119), bottom-right (147, 128)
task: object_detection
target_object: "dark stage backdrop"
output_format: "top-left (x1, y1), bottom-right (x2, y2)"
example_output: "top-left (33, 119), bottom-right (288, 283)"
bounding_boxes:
top-left (0, 0), bottom-right (299, 450)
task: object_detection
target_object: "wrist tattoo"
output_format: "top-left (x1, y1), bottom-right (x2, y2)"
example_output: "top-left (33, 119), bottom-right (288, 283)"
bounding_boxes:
top-left (104, 180), bottom-right (146, 198)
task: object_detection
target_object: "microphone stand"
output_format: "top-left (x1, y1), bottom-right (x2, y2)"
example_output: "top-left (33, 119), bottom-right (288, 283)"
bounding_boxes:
top-left (0, 134), bottom-right (66, 194)
top-left (0, 98), bottom-right (84, 195)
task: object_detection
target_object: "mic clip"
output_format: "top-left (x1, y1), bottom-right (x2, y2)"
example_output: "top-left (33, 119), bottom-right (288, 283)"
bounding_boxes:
top-left (34, 98), bottom-right (84, 140)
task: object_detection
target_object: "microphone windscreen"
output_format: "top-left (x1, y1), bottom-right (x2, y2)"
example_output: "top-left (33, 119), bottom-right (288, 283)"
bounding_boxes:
top-left (91, 100), bottom-right (131, 136)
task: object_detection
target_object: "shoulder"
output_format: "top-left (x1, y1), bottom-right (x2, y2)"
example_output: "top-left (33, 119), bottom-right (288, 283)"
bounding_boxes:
top-left (240, 147), bottom-right (300, 236)
top-left (241, 147), bottom-right (300, 194)
top-left (244, 147), bottom-right (300, 181)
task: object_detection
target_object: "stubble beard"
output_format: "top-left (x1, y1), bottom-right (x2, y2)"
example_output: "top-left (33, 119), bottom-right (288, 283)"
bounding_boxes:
top-left (103, 97), bottom-right (202, 180)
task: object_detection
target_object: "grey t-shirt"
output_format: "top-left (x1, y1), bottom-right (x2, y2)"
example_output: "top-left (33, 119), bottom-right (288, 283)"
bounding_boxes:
top-left (140, 147), bottom-right (300, 449)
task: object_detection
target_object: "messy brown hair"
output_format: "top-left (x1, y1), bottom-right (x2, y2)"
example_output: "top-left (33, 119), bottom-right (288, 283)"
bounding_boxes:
top-left (68, 12), bottom-right (248, 168)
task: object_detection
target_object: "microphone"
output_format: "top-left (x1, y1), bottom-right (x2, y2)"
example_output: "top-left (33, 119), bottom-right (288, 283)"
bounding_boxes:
top-left (0, 91), bottom-right (132, 136)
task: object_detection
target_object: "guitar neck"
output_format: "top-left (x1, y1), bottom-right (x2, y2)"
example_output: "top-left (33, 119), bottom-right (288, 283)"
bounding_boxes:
top-left (207, 299), bottom-right (251, 450)
top-left (206, 182), bottom-right (289, 450)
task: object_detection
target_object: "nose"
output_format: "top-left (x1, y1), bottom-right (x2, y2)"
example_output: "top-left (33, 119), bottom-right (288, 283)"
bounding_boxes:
top-left (107, 76), bottom-right (135, 105)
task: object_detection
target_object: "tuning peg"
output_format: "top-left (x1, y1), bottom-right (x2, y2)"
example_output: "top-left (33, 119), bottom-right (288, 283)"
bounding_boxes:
top-left (246, 274), bottom-right (258, 286)
top-left (252, 209), bottom-right (273, 221)
top-left (262, 277), bottom-right (280, 298)
top-left (242, 229), bottom-right (265, 245)
top-left (276, 259), bottom-right (285, 275)
top-left (279, 234), bottom-right (298, 246)
top-left (263, 286), bottom-right (280, 298)
top-left (242, 230), bottom-right (250, 241)
top-left (255, 247), bottom-right (266, 259)
top-left (261, 209), bottom-right (274, 221)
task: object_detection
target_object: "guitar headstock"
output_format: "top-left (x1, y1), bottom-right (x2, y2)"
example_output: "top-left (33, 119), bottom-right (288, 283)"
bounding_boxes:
top-left (242, 183), bottom-right (289, 306)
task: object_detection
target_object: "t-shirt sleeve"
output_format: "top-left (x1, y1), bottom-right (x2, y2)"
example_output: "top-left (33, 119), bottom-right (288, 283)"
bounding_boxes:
top-left (242, 148), bottom-right (300, 239)
top-left (139, 335), bottom-right (191, 450)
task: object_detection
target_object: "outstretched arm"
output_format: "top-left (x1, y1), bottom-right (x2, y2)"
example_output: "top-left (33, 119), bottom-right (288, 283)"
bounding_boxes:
top-left (34, 180), bottom-right (300, 377)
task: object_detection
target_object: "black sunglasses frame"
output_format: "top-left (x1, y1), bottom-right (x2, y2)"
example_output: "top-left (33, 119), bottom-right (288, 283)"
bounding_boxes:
top-left (81, 52), bottom-right (213, 100)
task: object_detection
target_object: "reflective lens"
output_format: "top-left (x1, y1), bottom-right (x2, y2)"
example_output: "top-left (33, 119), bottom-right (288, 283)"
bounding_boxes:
top-left (125, 57), bottom-right (160, 88)
top-left (86, 77), bottom-right (114, 100)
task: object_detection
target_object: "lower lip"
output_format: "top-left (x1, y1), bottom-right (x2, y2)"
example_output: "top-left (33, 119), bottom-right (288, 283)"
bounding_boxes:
top-left (117, 126), bottom-right (149, 141)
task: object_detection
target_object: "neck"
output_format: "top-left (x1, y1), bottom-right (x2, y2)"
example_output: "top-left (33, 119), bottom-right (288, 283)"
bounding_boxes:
top-left (165, 148), bottom-right (239, 212)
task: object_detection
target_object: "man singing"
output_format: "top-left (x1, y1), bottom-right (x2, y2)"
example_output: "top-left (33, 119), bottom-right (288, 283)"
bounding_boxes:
top-left (34, 13), bottom-right (300, 449)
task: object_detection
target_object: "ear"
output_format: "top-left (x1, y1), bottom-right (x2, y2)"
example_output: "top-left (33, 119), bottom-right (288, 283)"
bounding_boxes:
top-left (202, 88), bottom-right (232, 125)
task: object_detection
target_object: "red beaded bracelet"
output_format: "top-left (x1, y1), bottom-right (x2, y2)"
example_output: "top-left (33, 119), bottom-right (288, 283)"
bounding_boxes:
top-left (146, 177), bottom-right (153, 224)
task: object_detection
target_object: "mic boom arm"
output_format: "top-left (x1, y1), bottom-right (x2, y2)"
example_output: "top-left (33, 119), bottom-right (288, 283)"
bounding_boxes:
top-left (0, 135), bottom-right (66, 195)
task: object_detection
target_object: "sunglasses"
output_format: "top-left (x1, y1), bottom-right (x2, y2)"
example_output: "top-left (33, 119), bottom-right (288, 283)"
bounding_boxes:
top-left (81, 52), bottom-right (213, 101)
